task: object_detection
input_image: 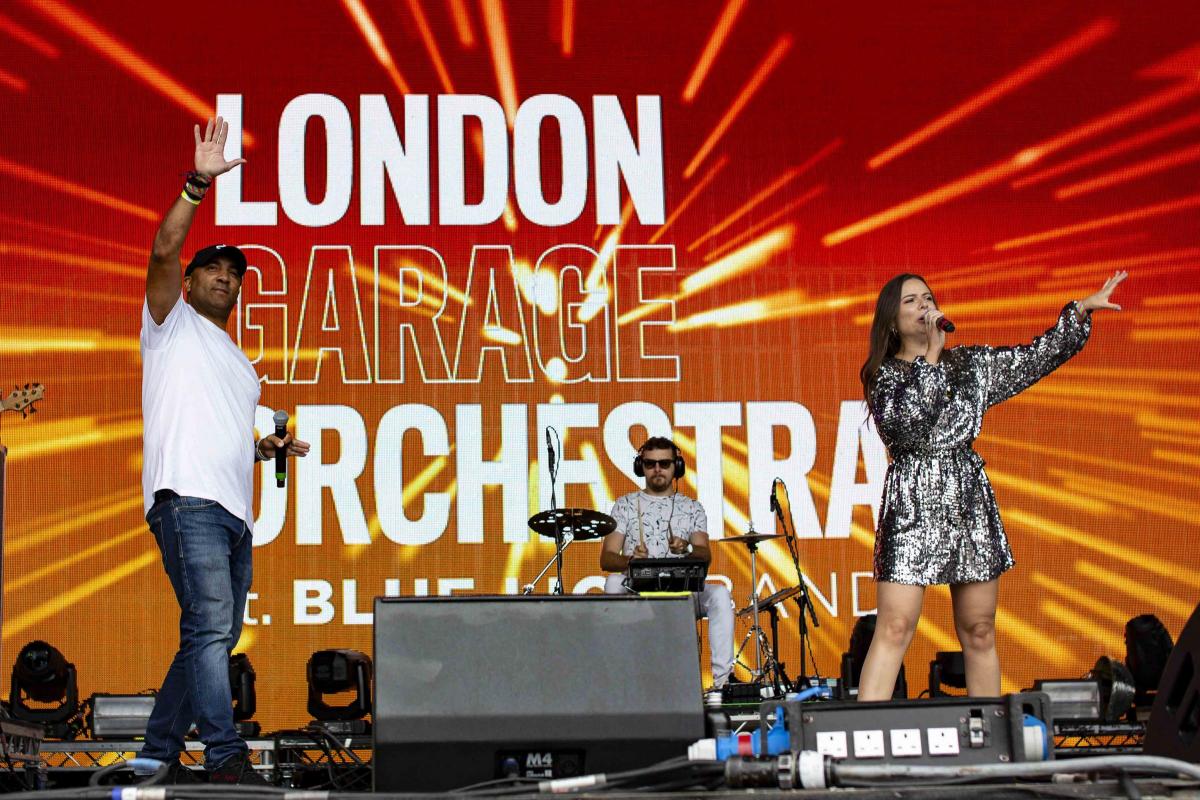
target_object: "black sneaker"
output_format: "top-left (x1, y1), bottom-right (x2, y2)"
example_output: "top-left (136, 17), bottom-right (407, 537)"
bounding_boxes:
top-left (135, 760), bottom-right (203, 785)
top-left (208, 752), bottom-right (270, 786)
top-left (166, 761), bottom-right (205, 784)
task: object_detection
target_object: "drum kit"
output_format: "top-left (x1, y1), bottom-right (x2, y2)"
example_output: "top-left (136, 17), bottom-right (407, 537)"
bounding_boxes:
top-left (716, 528), bottom-right (797, 692)
top-left (520, 506), bottom-right (814, 694)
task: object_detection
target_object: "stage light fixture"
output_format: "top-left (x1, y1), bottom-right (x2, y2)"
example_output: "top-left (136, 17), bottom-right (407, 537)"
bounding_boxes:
top-left (10, 640), bottom-right (79, 734)
top-left (838, 614), bottom-right (907, 699)
top-left (1033, 657), bottom-right (1136, 723)
top-left (1032, 679), bottom-right (1102, 722)
top-left (1125, 614), bottom-right (1174, 701)
top-left (307, 649), bottom-right (372, 731)
top-left (1087, 655), bottom-right (1136, 722)
top-left (229, 653), bottom-right (260, 736)
top-left (928, 650), bottom-right (967, 697)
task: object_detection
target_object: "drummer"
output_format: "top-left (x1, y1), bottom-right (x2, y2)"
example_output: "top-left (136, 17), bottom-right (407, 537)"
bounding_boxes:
top-left (599, 436), bottom-right (735, 690)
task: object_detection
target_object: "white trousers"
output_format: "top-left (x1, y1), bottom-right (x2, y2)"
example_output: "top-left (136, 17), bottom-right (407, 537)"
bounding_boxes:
top-left (603, 572), bottom-right (735, 687)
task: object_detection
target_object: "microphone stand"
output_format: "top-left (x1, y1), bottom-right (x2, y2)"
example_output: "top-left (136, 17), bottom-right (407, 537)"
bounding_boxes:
top-left (548, 429), bottom-right (565, 595)
top-left (765, 604), bottom-right (793, 695)
top-left (522, 531), bottom-right (575, 595)
top-left (771, 478), bottom-right (821, 686)
top-left (522, 429), bottom-right (578, 596)
top-left (531, 427), bottom-right (567, 595)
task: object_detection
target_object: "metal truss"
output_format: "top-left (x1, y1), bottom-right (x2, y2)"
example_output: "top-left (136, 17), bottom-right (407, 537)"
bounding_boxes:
top-left (37, 733), bottom-right (373, 786)
top-left (39, 739), bottom-right (275, 775)
top-left (1054, 722), bottom-right (1145, 757)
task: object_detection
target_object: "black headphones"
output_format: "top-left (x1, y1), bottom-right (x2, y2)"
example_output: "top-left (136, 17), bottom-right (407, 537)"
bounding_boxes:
top-left (632, 437), bottom-right (686, 479)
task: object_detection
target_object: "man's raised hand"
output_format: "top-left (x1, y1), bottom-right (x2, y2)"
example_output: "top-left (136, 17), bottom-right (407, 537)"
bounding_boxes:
top-left (194, 116), bottom-right (246, 179)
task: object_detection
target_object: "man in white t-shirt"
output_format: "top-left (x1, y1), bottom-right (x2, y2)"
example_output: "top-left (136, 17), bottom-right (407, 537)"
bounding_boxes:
top-left (599, 437), bottom-right (735, 689)
top-left (139, 118), bottom-right (309, 785)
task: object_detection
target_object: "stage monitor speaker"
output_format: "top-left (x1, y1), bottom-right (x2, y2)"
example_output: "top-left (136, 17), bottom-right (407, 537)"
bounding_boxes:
top-left (1145, 601), bottom-right (1200, 763)
top-left (373, 595), bottom-right (705, 792)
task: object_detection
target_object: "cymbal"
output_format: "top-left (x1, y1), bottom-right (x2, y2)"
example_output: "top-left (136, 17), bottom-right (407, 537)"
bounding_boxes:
top-left (718, 532), bottom-right (783, 545)
top-left (737, 585), bottom-right (802, 618)
top-left (528, 508), bottom-right (615, 540)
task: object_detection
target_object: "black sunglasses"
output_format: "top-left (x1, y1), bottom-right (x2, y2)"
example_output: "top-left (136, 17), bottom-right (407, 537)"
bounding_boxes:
top-left (643, 458), bottom-right (676, 469)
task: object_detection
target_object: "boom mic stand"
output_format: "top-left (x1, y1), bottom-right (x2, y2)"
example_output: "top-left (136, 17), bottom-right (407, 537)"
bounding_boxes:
top-left (546, 427), bottom-right (565, 595)
top-left (771, 477), bottom-right (821, 685)
top-left (521, 531), bottom-right (575, 595)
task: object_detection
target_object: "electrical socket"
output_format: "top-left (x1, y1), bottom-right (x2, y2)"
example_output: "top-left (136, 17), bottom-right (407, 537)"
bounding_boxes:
top-left (853, 729), bottom-right (885, 758)
top-left (928, 727), bottom-right (960, 755)
top-left (890, 728), bottom-right (922, 757)
top-left (815, 731), bottom-right (848, 758)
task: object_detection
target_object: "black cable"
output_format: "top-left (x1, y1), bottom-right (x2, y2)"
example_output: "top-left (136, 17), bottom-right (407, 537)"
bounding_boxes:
top-left (288, 727), bottom-right (338, 789)
top-left (306, 723), bottom-right (372, 790)
top-left (273, 726), bottom-right (343, 790)
top-left (311, 727), bottom-right (372, 792)
top-left (465, 757), bottom-right (712, 797)
top-left (0, 729), bottom-right (14, 782)
top-left (603, 754), bottom-right (693, 779)
top-left (310, 730), bottom-right (342, 789)
top-left (641, 776), bottom-right (725, 792)
top-left (585, 757), bottom-right (721, 792)
top-left (550, 427), bottom-right (562, 484)
top-left (456, 775), bottom-right (542, 794)
top-left (167, 787), bottom-right (286, 797)
top-left (617, 767), bottom-right (726, 793)
top-left (309, 723), bottom-right (367, 767)
top-left (87, 760), bottom-right (166, 787)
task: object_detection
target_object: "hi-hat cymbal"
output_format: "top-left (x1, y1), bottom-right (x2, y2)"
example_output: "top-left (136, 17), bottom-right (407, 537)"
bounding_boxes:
top-left (717, 532), bottom-right (783, 546)
top-left (528, 508), bottom-right (616, 540)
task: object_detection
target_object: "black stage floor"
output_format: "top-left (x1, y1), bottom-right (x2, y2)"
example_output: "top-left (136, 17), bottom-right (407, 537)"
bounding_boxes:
top-left (8, 708), bottom-right (1197, 800)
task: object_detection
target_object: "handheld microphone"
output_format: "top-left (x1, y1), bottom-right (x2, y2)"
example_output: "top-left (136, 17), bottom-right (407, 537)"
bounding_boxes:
top-left (545, 428), bottom-right (555, 475)
top-left (273, 409), bottom-right (289, 488)
top-left (769, 481), bottom-right (780, 514)
top-left (935, 316), bottom-right (955, 333)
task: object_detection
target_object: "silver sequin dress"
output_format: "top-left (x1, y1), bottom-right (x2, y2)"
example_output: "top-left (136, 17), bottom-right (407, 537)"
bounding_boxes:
top-left (870, 303), bottom-right (1092, 585)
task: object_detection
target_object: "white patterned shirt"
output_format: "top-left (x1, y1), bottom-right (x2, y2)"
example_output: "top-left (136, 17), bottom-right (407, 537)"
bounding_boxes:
top-left (609, 491), bottom-right (708, 558)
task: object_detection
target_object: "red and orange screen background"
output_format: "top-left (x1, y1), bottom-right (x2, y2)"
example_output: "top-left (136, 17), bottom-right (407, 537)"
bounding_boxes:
top-left (2, 1), bottom-right (1198, 730)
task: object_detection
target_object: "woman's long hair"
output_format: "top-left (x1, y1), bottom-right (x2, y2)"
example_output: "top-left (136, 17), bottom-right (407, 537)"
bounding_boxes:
top-left (859, 273), bottom-right (933, 418)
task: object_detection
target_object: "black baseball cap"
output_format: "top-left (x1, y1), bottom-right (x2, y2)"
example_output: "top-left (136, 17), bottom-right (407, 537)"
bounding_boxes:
top-left (185, 244), bottom-right (248, 277)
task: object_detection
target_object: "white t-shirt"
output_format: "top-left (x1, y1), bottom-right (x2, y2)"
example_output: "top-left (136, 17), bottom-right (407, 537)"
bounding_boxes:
top-left (610, 491), bottom-right (709, 558)
top-left (141, 296), bottom-right (261, 527)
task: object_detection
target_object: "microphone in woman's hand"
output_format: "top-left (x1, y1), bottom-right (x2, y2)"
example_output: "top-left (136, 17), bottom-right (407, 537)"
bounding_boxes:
top-left (921, 313), bottom-right (955, 333)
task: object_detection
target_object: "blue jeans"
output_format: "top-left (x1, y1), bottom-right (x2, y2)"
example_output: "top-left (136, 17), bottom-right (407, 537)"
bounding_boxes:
top-left (142, 494), bottom-right (252, 769)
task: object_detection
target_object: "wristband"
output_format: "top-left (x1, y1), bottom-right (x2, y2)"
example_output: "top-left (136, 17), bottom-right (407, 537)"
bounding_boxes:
top-left (185, 170), bottom-right (213, 188)
top-left (180, 189), bottom-right (201, 206)
top-left (254, 439), bottom-right (270, 461)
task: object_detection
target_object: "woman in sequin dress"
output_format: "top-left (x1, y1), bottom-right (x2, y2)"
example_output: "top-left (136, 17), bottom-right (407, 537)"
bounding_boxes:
top-left (855, 271), bottom-right (1127, 701)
